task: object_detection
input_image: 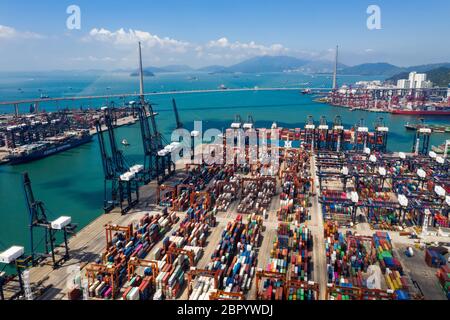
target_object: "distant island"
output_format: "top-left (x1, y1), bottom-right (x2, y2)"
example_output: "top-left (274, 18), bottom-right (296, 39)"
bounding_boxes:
top-left (130, 70), bottom-right (155, 77)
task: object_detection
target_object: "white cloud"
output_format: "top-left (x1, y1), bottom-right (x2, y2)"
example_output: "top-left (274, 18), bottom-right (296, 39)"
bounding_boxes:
top-left (83, 28), bottom-right (291, 65)
top-left (85, 28), bottom-right (190, 53)
top-left (0, 25), bottom-right (44, 40)
top-left (69, 56), bottom-right (116, 62)
top-left (204, 37), bottom-right (288, 57)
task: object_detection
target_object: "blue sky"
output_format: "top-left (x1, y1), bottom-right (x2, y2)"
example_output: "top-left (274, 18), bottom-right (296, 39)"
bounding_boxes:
top-left (1, 0), bottom-right (450, 70)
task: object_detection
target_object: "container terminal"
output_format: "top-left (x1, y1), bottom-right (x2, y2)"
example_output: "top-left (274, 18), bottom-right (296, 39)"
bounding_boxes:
top-left (0, 111), bottom-right (449, 301)
top-left (313, 47), bottom-right (450, 115)
top-left (0, 44), bottom-right (449, 301)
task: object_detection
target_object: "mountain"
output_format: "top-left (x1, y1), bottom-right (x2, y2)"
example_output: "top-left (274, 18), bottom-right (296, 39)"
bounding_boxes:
top-left (299, 60), bottom-right (348, 74)
top-left (387, 67), bottom-right (450, 87)
top-left (160, 65), bottom-right (194, 72)
top-left (340, 62), bottom-right (450, 77)
top-left (340, 63), bottom-right (402, 77)
top-left (128, 57), bottom-right (450, 78)
top-left (130, 65), bottom-right (192, 76)
top-left (197, 65), bottom-right (229, 73)
top-left (226, 56), bottom-right (310, 73)
top-left (403, 63), bottom-right (450, 74)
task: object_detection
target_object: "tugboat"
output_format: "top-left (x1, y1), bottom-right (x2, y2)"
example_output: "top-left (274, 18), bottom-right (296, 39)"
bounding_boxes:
top-left (301, 88), bottom-right (312, 95)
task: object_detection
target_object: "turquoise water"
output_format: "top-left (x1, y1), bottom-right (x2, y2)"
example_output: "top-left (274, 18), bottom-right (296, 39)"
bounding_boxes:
top-left (0, 71), bottom-right (449, 259)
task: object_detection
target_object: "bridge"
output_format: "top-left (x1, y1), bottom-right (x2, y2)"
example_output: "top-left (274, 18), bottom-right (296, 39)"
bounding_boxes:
top-left (0, 87), bottom-right (328, 106)
top-left (1, 85), bottom-right (448, 115)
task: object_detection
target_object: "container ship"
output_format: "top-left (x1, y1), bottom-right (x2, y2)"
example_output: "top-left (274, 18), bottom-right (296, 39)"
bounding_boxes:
top-left (405, 122), bottom-right (450, 133)
top-left (392, 106), bottom-right (450, 115)
top-left (6, 130), bottom-right (93, 165)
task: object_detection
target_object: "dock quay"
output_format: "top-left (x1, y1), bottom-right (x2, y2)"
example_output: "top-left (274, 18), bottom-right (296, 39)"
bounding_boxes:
top-left (1, 117), bottom-right (449, 301)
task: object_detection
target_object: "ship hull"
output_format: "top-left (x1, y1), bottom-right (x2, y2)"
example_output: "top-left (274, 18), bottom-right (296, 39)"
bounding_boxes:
top-left (392, 110), bottom-right (450, 115)
top-left (9, 135), bottom-right (93, 165)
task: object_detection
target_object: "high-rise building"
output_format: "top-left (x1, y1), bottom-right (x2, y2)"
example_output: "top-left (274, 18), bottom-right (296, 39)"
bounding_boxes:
top-left (409, 72), bottom-right (433, 89)
top-left (397, 72), bottom-right (433, 89)
top-left (397, 79), bottom-right (411, 89)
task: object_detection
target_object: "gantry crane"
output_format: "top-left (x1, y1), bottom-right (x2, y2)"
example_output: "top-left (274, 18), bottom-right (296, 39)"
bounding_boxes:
top-left (172, 98), bottom-right (183, 129)
top-left (412, 120), bottom-right (431, 155)
top-left (23, 172), bottom-right (76, 269)
top-left (374, 117), bottom-right (389, 153)
top-left (0, 247), bottom-right (33, 300)
top-left (104, 224), bottom-right (133, 250)
top-left (255, 270), bottom-right (287, 300)
top-left (85, 263), bottom-right (119, 299)
top-left (95, 106), bottom-right (139, 214)
top-left (210, 290), bottom-right (245, 300)
top-left (135, 103), bottom-right (158, 183)
top-left (127, 257), bottom-right (159, 282)
top-left (136, 42), bottom-right (174, 185)
top-left (332, 115), bottom-right (345, 152)
top-left (166, 247), bottom-right (195, 266)
top-left (187, 268), bottom-right (219, 297)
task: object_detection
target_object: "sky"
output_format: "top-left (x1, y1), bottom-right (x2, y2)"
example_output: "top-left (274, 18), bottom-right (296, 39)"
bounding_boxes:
top-left (0, 0), bottom-right (450, 71)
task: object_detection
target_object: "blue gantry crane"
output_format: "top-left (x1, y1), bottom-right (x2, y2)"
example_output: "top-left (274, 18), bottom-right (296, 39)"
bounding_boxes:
top-left (134, 42), bottom-right (176, 185)
top-left (172, 98), bottom-right (183, 130)
top-left (23, 172), bottom-right (76, 269)
top-left (96, 106), bottom-right (141, 214)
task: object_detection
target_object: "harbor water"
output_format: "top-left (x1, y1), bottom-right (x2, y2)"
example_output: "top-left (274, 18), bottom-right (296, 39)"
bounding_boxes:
top-left (0, 71), bottom-right (449, 255)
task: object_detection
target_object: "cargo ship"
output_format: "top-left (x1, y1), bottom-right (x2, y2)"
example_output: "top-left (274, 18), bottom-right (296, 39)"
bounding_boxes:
top-left (7, 130), bottom-right (93, 165)
top-left (405, 122), bottom-right (450, 133)
top-left (392, 106), bottom-right (450, 116)
top-left (432, 143), bottom-right (450, 155)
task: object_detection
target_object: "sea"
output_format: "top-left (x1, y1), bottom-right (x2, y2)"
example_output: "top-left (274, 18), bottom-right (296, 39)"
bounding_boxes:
top-left (0, 71), bottom-right (449, 261)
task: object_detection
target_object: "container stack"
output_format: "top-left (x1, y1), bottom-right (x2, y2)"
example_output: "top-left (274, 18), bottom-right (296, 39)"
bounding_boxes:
top-left (188, 276), bottom-right (217, 300)
top-left (384, 268), bottom-right (409, 296)
top-left (425, 248), bottom-right (447, 268)
top-left (290, 226), bottom-right (313, 282)
top-left (436, 265), bottom-right (450, 300)
top-left (279, 193), bottom-right (310, 223)
top-left (92, 212), bottom-right (177, 299)
top-left (88, 279), bottom-right (113, 299)
top-left (325, 230), bottom-right (375, 287)
top-left (122, 275), bottom-right (154, 300)
top-left (287, 286), bottom-right (316, 301)
top-left (215, 178), bottom-right (239, 212)
top-left (267, 223), bottom-right (290, 274)
top-left (206, 215), bottom-right (261, 294)
top-left (238, 179), bottom-right (276, 215)
top-left (260, 279), bottom-right (285, 300)
top-left (173, 189), bottom-right (191, 212)
top-left (373, 232), bottom-right (403, 274)
top-left (154, 256), bottom-right (187, 299)
top-left (171, 219), bottom-right (209, 247)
